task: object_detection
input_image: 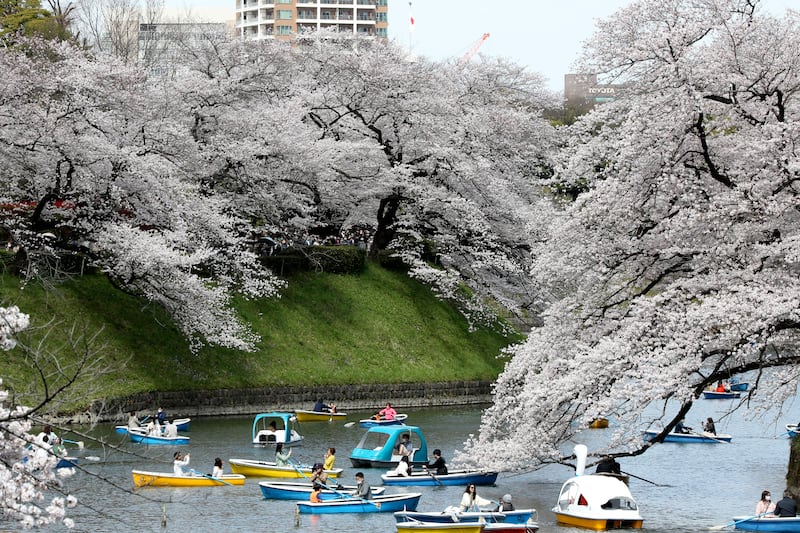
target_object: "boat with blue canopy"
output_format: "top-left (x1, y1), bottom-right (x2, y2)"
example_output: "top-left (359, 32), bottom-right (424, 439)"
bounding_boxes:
top-left (349, 425), bottom-right (428, 468)
top-left (251, 412), bottom-right (304, 446)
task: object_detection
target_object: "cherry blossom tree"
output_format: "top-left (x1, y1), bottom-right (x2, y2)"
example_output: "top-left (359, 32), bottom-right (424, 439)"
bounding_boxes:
top-left (1, 305), bottom-right (77, 529)
top-left (0, 40), bottom-right (283, 352)
top-left (460, 0), bottom-right (800, 471)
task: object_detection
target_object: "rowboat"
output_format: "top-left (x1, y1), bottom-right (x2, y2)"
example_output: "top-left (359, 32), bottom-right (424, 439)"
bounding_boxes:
top-left (396, 525), bottom-right (538, 533)
top-left (251, 412), bottom-right (304, 446)
top-left (116, 417), bottom-right (191, 434)
top-left (395, 508), bottom-right (537, 524)
top-left (293, 409), bottom-right (348, 423)
top-left (729, 382), bottom-right (749, 392)
top-left (396, 523), bottom-right (484, 533)
top-left (732, 515), bottom-right (800, 531)
top-left (296, 492), bottom-right (422, 514)
top-left (702, 390), bottom-right (741, 399)
top-left (588, 418), bottom-right (609, 429)
top-left (128, 428), bottom-right (190, 445)
top-left (553, 445), bottom-right (643, 530)
top-left (258, 481), bottom-right (384, 500)
top-left (381, 468), bottom-right (498, 486)
top-left (228, 458), bottom-right (342, 479)
top-left (358, 413), bottom-right (408, 428)
top-left (131, 470), bottom-right (245, 487)
top-left (642, 430), bottom-right (732, 443)
top-left (350, 425), bottom-right (428, 468)
top-left (786, 424), bottom-right (800, 437)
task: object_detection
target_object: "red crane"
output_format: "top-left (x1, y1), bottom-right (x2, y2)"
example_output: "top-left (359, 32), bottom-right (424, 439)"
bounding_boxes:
top-left (460, 32), bottom-right (490, 65)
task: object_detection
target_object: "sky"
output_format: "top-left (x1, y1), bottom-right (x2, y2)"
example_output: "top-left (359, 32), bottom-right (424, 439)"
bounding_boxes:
top-left (164, 0), bottom-right (797, 93)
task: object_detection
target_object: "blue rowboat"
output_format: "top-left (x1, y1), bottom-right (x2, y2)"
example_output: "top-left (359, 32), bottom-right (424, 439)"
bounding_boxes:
top-left (350, 425), bottom-right (428, 468)
top-left (258, 481), bottom-right (384, 500)
top-left (732, 515), bottom-right (800, 531)
top-left (395, 508), bottom-right (536, 524)
top-left (703, 390), bottom-right (741, 399)
top-left (729, 382), bottom-right (749, 392)
top-left (786, 424), bottom-right (799, 438)
top-left (643, 430), bottom-right (732, 443)
top-left (358, 413), bottom-right (408, 428)
top-left (381, 469), bottom-right (497, 487)
top-left (128, 428), bottom-right (190, 445)
top-left (116, 418), bottom-right (190, 434)
top-left (296, 492), bottom-right (421, 514)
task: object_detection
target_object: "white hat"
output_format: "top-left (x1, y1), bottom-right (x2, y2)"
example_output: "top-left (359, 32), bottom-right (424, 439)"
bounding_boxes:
top-left (502, 494), bottom-right (512, 503)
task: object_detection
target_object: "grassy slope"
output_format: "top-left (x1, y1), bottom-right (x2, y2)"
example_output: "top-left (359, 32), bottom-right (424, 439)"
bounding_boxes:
top-left (0, 263), bottom-right (520, 406)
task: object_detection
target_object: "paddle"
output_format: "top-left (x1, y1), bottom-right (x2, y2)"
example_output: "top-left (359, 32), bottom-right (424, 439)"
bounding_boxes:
top-left (690, 429), bottom-right (731, 444)
top-left (421, 466), bottom-right (443, 486)
top-left (620, 470), bottom-right (672, 488)
top-left (61, 438), bottom-right (84, 449)
top-left (709, 512), bottom-right (768, 530)
top-left (344, 422), bottom-right (356, 428)
top-left (189, 468), bottom-right (233, 486)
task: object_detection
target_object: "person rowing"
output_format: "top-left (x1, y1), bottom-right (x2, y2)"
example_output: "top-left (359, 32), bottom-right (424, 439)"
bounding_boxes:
top-left (374, 402), bottom-right (396, 421)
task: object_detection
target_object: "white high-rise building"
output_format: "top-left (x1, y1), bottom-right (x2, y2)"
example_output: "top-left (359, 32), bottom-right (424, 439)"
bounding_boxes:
top-left (236, 0), bottom-right (388, 41)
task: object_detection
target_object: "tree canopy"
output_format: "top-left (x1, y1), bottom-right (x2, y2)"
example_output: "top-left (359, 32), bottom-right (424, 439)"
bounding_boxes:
top-left (459, 0), bottom-right (800, 471)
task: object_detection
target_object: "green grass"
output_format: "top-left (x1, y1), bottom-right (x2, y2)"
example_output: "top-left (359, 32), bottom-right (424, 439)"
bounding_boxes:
top-left (0, 262), bottom-right (520, 408)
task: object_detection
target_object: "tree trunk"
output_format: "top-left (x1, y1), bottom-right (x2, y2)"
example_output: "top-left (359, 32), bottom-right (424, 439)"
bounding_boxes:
top-left (369, 193), bottom-right (402, 260)
top-left (787, 437), bottom-right (800, 498)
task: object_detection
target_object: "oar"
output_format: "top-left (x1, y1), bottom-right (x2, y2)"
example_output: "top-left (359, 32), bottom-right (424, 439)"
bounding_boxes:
top-left (422, 467), bottom-right (443, 486)
top-left (690, 429), bottom-right (731, 444)
top-left (343, 422), bottom-right (356, 428)
top-left (709, 512), bottom-right (768, 530)
top-left (189, 468), bottom-right (233, 486)
top-left (620, 470), bottom-right (672, 488)
top-left (61, 438), bottom-right (84, 449)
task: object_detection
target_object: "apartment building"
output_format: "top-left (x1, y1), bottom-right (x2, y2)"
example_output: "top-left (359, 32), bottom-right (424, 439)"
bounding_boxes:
top-left (236, 0), bottom-right (388, 40)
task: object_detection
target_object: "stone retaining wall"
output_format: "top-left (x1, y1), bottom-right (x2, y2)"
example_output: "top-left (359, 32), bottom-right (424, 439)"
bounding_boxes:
top-left (91, 381), bottom-right (493, 423)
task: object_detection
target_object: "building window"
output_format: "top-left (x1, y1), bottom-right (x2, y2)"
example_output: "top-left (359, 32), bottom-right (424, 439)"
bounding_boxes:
top-left (277, 0), bottom-right (291, 3)
top-left (376, 27), bottom-right (386, 37)
top-left (278, 9), bottom-right (292, 19)
top-left (277, 25), bottom-right (292, 35)
top-left (376, 0), bottom-right (387, 5)
top-left (376, 12), bottom-right (386, 22)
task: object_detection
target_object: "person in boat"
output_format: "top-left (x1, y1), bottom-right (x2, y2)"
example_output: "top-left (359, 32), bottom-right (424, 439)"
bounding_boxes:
top-left (310, 463), bottom-right (329, 485)
top-left (495, 494), bottom-right (515, 512)
top-left (460, 484), bottom-right (492, 512)
top-left (394, 456), bottom-right (412, 476)
top-left (323, 447), bottom-right (336, 471)
top-left (313, 400), bottom-right (334, 413)
top-left (212, 458), bottom-right (224, 478)
top-left (173, 451), bottom-right (190, 475)
top-left (674, 419), bottom-right (691, 434)
top-left (310, 483), bottom-right (323, 503)
top-left (147, 419), bottom-right (162, 436)
top-left (51, 437), bottom-right (68, 458)
top-left (127, 411), bottom-right (141, 429)
top-left (756, 490), bottom-right (775, 515)
top-left (773, 490), bottom-right (797, 517)
top-left (156, 407), bottom-right (167, 425)
top-left (375, 402), bottom-right (397, 421)
top-left (595, 456), bottom-right (621, 475)
top-left (703, 417), bottom-right (717, 435)
top-left (355, 472), bottom-right (372, 500)
top-left (36, 425), bottom-right (58, 447)
top-left (163, 420), bottom-right (178, 438)
top-left (267, 421), bottom-right (278, 433)
top-left (275, 442), bottom-right (292, 466)
top-left (399, 433), bottom-right (414, 459)
top-left (425, 448), bottom-right (449, 475)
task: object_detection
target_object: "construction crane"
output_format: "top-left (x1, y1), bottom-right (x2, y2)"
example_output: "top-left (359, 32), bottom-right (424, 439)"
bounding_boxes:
top-left (459, 32), bottom-right (490, 65)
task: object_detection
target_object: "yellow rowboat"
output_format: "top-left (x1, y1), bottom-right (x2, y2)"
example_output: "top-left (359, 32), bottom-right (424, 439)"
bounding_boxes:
top-left (588, 418), bottom-right (609, 429)
top-left (396, 523), bottom-right (484, 533)
top-left (228, 458), bottom-right (342, 479)
top-left (132, 470), bottom-right (245, 488)
top-left (293, 409), bottom-right (348, 423)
